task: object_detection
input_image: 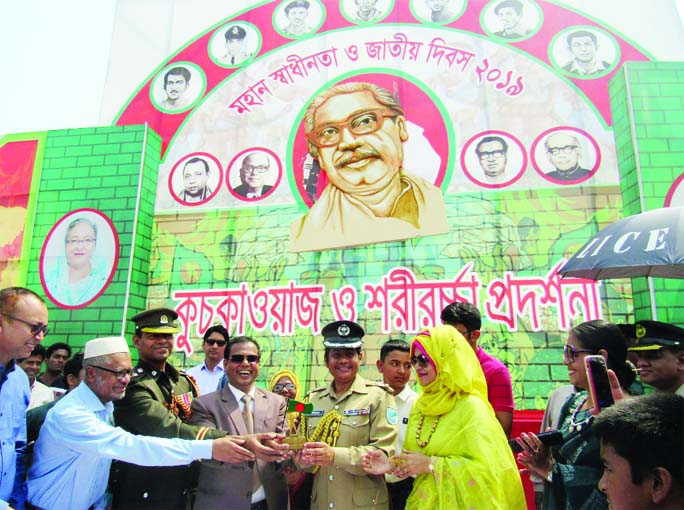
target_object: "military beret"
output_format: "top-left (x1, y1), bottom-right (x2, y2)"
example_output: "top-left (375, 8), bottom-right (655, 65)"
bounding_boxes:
top-left (130, 308), bottom-right (179, 334)
top-left (630, 320), bottom-right (684, 351)
top-left (322, 320), bottom-right (364, 348)
top-left (225, 25), bottom-right (247, 41)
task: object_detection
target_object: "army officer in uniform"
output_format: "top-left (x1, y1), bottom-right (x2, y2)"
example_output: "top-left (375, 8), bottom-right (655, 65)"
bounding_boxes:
top-left (111, 308), bottom-right (284, 509)
top-left (298, 320), bottom-right (397, 510)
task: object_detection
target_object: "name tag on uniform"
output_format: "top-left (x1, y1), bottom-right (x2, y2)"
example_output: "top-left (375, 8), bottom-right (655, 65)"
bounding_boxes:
top-left (304, 410), bottom-right (324, 417)
top-left (343, 407), bottom-right (370, 416)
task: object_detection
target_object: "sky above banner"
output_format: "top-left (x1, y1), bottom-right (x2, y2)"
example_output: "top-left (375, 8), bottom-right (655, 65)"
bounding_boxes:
top-left (0, 0), bottom-right (683, 137)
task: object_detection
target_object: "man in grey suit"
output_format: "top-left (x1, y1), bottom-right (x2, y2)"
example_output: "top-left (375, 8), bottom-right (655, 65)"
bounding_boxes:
top-left (190, 336), bottom-right (290, 510)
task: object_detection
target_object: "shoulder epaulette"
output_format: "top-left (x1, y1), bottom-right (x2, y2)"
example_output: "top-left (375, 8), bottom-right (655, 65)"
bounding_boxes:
top-left (366, 380), bottom-right (394, 394)
top-left (305, 385), bottom-right (327, 398)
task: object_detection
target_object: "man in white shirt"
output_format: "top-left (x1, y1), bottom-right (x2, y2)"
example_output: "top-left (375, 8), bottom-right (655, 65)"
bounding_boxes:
top-left (376, 339), bottom-right (418, 510)
top-left (18, 345), bottom-right (54, 410)
top-left (186, 325), bottom-right (228, 395)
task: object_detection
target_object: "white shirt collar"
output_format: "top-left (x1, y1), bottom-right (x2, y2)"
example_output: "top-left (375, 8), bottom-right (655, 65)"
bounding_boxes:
top-left (394, 384), bottom-right (417, 402)
top-left (200, 361), bottom-right (224, 373)
top-left (228, 382), bottom-right (256, 403)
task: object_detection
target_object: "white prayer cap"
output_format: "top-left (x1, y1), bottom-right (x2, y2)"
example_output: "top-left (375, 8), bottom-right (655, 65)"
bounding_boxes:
top-left (84, 336), bottom-right (130, 359)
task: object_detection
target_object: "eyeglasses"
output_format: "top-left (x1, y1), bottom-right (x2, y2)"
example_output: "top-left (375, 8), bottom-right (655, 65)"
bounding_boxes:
top-left (65, 238), bottom-right (96, 246)
top-left (410, 354), bottom-right (430, 369)
top-left (273, 383), bottom-right (296, 392)
top-left (547, 145), bottom-right (578, 156)
top-left (91, 365), bottom-right (135, 381)
top-left (1, 313), bottom-right (49, 337)
top-left (241, 164), bottom-right (270, 174)
top-left (477, 150), bottom-right (506, 160)
top-left (204, 339), bottom-right (227, 346)
top-left (307, 109), bottom-right (401, 148)
top-left (229, 354), bottom-right (260, 364)
top-left (563, 344), bottom-right (593, 364)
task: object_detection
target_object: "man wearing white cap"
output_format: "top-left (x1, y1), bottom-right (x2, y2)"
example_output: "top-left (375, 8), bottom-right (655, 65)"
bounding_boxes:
top-left (27, 336), bottom-right (286, 510)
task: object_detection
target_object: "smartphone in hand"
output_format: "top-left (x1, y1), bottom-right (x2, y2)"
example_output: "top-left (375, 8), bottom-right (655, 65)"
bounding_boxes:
top-left (509, 430), bottom-right (564, 453)
top-left (585, 354), bottom-right (614, 414)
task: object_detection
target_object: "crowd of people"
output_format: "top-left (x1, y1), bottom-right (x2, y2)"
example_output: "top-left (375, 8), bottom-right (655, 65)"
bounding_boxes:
top-left (0, 285), bottom-right (682, 510)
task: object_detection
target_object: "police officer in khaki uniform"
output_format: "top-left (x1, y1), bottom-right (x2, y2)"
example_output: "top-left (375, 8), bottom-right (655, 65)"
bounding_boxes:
top-left (298, 320), bottom-right (397, 510)
top-left (111, 308), bottom-right (285, 509)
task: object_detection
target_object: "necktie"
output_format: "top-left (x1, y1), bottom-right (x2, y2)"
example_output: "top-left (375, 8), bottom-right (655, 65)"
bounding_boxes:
top-left (241, 394), bottom-right (254, 434)
top-left (241, 394), bottom-right (261, 494)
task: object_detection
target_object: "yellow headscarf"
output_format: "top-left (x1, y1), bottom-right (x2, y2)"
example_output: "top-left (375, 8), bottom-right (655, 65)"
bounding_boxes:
top-left (268, 369), bottom-right (302, 399)
top-left (268, 369), bottom-right (302, 433)
top-left (410, 325), bottom-right (490, 416)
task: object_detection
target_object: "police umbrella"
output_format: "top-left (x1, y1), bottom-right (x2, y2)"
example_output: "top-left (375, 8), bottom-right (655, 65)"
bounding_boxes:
top-left (559, 206), bottom-right (684, 280)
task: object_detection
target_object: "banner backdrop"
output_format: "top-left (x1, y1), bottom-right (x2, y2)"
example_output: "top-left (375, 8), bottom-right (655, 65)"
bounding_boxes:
top-left (17, 0), bottom-right (681, 406)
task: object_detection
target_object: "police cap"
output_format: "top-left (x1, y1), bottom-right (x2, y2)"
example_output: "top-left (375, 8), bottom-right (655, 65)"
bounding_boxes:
top-left (322, 320), bottom-right (364, 348)
top-left (225, 25), bottom-right (247, 41)
top-left (630, 320), bottom-right (684, 351)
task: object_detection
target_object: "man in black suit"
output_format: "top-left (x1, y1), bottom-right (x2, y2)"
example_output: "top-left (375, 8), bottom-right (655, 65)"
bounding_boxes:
top-left (233, 152), bottom-right (274, 198)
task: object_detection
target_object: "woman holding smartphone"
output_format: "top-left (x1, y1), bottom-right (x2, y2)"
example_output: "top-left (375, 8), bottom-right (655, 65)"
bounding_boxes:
top-left (516, 319), bottom-right (637, 510)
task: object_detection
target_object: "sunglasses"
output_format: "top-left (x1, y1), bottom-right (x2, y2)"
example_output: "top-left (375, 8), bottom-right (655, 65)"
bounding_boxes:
top-left (273, 383), bottom-right (296, 392)
top-left (410, 354), bottom-right (430, 369)
top-left (2, 313), bottom-right (49, 337)
top-left (91, 365), bottom-right (135, 381)
top-left (229, 354), bottom-right (260, 364)
top-left (205, 339), bottom-right (227, 346)
top-left (563, 344), bottom-right (593, 364)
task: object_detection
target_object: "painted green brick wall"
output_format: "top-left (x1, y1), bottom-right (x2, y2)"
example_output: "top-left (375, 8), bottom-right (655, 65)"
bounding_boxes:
top-left (26, 124), bottom-right (161, 351)
top-left (609, 62), bottom-right (684, 325)
top-left (152, 185), bottom-right (628, 410)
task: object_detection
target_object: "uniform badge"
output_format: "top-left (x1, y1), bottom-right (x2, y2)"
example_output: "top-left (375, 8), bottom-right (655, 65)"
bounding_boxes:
top-left (343, 407), bottom-right (370, 416)
top-left (305, 410), bottom-right (324, 417)
top-left (387, 407), bottom-right (398, 425)
top-left (635, 323), bottom-right (646, 338)
top-left (161, 314), bottom-right (169, 324)
top-left (338, 324), bottom-right (350, 336)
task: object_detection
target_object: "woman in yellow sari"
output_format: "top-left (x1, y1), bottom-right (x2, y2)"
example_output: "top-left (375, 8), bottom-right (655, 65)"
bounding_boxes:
top-left (362, 325), bottom-right (526, 510)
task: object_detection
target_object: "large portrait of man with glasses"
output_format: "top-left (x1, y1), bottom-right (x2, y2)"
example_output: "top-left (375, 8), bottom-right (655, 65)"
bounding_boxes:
top-left (289, 81), bottom-right (448, 252)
